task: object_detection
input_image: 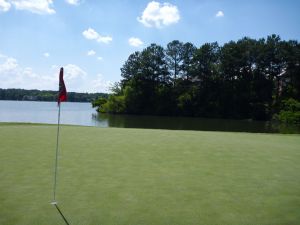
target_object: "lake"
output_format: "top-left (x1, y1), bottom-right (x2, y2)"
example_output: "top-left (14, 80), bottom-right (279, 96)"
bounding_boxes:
top-left (0, 100), bottom-right (299, 133)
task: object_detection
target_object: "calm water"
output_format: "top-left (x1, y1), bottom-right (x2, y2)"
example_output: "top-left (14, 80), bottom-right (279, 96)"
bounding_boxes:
top-left (0, 100), bottom-right (299, 133)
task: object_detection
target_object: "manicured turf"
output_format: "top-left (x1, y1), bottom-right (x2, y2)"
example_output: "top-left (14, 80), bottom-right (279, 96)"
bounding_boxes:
top-left (0, 123), bottom-right (300, 225)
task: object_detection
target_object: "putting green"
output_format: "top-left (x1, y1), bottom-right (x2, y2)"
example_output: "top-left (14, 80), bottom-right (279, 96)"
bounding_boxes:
top-left (0, 123), bottom-right (300, 225)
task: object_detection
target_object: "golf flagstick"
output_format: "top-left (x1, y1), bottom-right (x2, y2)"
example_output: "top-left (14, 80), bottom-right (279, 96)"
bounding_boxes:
top-left (51, 67), bottom-right (70, 225)
top-left (52, 102), bottom-right (61, 203)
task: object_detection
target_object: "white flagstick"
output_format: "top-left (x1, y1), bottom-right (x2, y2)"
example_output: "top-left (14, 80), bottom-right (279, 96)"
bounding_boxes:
top-left (52, 102), bottom-right (61, 204)
top-left (51, 68), bottom-right (71, 225)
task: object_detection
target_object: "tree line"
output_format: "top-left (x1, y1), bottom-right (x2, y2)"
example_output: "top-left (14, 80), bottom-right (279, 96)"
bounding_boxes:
top-left (0, 88), bottom-right (108, 102)
top-left (93, 34), bottom-right (300, 123)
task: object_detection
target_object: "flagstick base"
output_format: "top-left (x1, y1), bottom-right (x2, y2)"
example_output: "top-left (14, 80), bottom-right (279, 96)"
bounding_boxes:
top-left (51, 201), bottom-right (58, 205)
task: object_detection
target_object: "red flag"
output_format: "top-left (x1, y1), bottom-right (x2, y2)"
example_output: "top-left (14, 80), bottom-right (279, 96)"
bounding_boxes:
top-left (58, 67), bottom-right (67, 105)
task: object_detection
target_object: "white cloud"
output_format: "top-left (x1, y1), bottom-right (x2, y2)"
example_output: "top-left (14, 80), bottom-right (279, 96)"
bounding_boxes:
top-left (63, 64), bottom-right (87, 80)
top-left (137, 1), bottom-right (180, 28)
top-left (128, 37), bottom-right (143, 47)
top-left (82, 28), bottom-right (99, 40)
top-left (0, 56), bottom-right (18, 73)
top-left (0, 53), bottom-right (111, 93)
top-left (65, 0), bottom-right (80, 5)
top-left (0, 54), bottom-right (57, 90)
top-left (87, 50), bottom-right (96, 56)
top-left (97, 35), bottom-right (112, 44)
top-left (52, 66), bottom-right (111, 93)
top-left (87, 50), bottom-right (103, 61)
top-left (82, 28), bottom-right (112, 44)
top-left (10, 0), bottom-right (55, 14)
top-left (91, 74), bottom-right (113, 93)
top-left (216, 10), bottom-right (224, 17)
top-left (23, 67), bottom-right (38, 78)
top-left (0, 0), bottom-right (11, 12)
top-left (43, 52), bottom-right (50, 57)
top-left (46, 64), bottom-right (90, 92)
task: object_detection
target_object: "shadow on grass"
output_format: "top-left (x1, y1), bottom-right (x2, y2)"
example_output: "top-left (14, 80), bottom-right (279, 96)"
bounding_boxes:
top-left (52, 203), bottom-right (71, 225)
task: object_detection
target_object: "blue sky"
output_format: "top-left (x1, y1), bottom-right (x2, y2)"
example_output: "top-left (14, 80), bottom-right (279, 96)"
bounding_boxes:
top-left (0, 0), bottom-right (299, 93)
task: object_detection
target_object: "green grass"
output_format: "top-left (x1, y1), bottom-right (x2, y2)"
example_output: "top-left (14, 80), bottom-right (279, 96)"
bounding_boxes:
top-left (0, 124), bottom-right (300, 225)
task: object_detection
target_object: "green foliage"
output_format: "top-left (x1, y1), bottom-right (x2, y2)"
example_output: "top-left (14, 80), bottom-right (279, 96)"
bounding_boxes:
top-left (281, 98), bottom-right (300, 111)
top-left (123, 85), bottom-right (140, 113)
top-left (177, 86), bottom-right (197, 116)
top-left (278, 98), bottom-right (300, 123)
top-left (92, 97), bottom-right (108, 111)
top-left (98, 35), bottom-right (300, 121)
top-left (109, 82), bottom-right (122, 95)
top-left (101, 95), bottom-right (126, 113)
top-left (177, 92), bottom-right (193, 110)
top-left (251, 103), bottom-right (270, 120)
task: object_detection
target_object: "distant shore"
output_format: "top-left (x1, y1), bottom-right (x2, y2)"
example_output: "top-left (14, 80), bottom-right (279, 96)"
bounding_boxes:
top-left (0, 88), bottom-right (108, 102)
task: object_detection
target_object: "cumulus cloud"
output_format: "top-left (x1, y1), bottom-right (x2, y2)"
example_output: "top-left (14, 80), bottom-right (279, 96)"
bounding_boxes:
top-left (10, 0), bottom-right (55, 14)
top-left (82, 28), bottom-right (98, 40)
top-left (128, 37), bottom-right (143, 47)
top-left (0, 56), bottom-right (18, 72)
top-left (65, 0), bottom-right (80, 5)
top-left (87, 50), bottom-right (96, 56)
top-left (82, 28), bottom-right (112, 44)
top-left (0, 54), bottom-right (57, 90)
top-left (52, 66), bottom-right (111, 92)
top-left (0, 0), bottom-right (55, 14)
top-left (43, 52), bottom-right (50, 57)
top-left (51, 64), bottom-right (108, 92)
top-left (0, 53), bottom-right (112, 92)
top-left (48, 64), bottom-right (88, 91)
top-left (216, 10), bottom-right (224, 17)
top-left (86, 50), bottom-right (103, 61)
top-left (91, 74), bottom-right (113, 93)
top-left (0, 0), bottom-right (11, 12)
top-left (63, 64), bottom-right (87, 80)
top-left (97, 35), bottom-right (112, 44)
top-left (137, 1), bottom-right (180, 28)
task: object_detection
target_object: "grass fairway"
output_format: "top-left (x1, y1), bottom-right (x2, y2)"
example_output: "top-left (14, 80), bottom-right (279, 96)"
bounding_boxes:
top-left (0, 124), bottom-right (300, 225)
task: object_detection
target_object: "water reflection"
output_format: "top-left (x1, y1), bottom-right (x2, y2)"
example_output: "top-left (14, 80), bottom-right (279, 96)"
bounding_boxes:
top-left (92, 113), bottom-right (300, 133)
top-left (1, 101), bottom-right (298, 133)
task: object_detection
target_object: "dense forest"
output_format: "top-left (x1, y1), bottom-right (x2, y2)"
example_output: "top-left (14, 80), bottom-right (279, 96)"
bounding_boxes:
top-left (0, 88), bottom-right (108, 102)
top-left (93, 35), bottom-right (300, 123)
